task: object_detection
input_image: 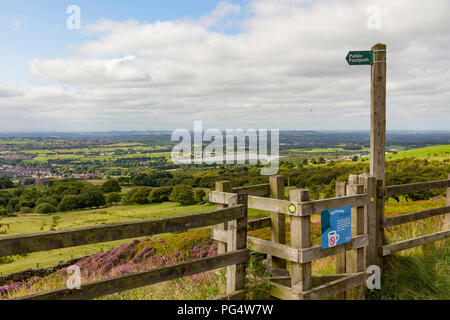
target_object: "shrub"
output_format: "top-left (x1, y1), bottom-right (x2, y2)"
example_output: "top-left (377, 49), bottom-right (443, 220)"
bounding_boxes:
top-left (78, 186), bottom-right (106, 208)
top-left (101, 180), bottom-right (121, 193)
top-left (148, 187), bottom-right (173, 203)
top-left (58, 195), bottom-right (80, 211)
top-left (35, 202), bottom-right (58, 214)
top-left (36, 197), bottom-right (59, 207)
top-left (106, 192), bottom-right (122, 205)
top-left (20, 206), bottom-right (32, 214)
top-left (170, 185), bottom-right (195, 205)
top-left (123, 187), bottom-right (153, 205)
top-left (193, 189), bottom-right (206, 204)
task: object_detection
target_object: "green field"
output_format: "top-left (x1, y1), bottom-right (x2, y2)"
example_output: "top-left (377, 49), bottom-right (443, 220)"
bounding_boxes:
top-left (386, 145), bottom-right (450, 161)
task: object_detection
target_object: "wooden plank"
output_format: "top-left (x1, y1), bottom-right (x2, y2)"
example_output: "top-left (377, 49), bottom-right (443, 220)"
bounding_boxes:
top-left (247, 196), bottom-right (294, 215)
top-left (299, 194), bottom-right (370, 216)
top-left (0, 205), bottom-right (244, 258)
top-left (335, 181), bottom-right (346, 300)
top-left (247, 217), bottom-right (271, 231)
top-left (374, 179), bottom-right (385, 267)
top-left (301, 272), bottom-right (367, 300)
top-left (232, 184), bottom-right (270, 196)
top-left (216, 181), bottom-right (232, 255)
top-left (370, 43), bottom-right (386, 182)
top-left (269, 281), bottom-right (301, 300)
top-left (226, 195), bottom-right (247, 293)
top-left (211, 228), bottom-right (228, 243)
top-left (381, 230), bottom-right (450, 256)
top-left (214, 233), bottom-right (368, 264)
top-left (290, 190), bottom-right (312, 296)
top-left (18, 249), bottom-right (250, 300)
top-left (445, 174), bottom-right (450, 230)
top-left (383, 206), bottom-right (450, 228)
top-left (345, 184), bottom-right (365, 300)
top-left (215, 290), bottom-right (246, 300)
top-left (299, 235), bottom-right (368, 263)
top-left (209, 191), bottom-right (237, 205)
top-left (379, 179), bottom-right (450, 197)
top-left (270, 175), bottom-right (286, 269)
top-left (247, 236), bottom-right (299, 263)
top-left (360, 174), bottom-right (377, 267)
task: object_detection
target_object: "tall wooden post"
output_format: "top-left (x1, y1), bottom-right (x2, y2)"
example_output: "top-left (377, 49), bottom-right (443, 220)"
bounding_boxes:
top-left (216, 181), bottom-right (232, 255)
top-left (290, 189), bottom-right (312, 297)
top-left (335, 181), bottom-right (347, 300)
top-left (370, 43), bottom-right (387, 184)
top-left (445, 174), bottom-right (450, 230)
top-left (346, 184), bottom-right (365, 300)
top-left (226, 194), bottom-right (248, 293)
top-left (375, 179), bottom-right (385, 267)
top-left (359, 173), bottom-right (377, 267)
top-left (270, 175), bottom-right (286, 269)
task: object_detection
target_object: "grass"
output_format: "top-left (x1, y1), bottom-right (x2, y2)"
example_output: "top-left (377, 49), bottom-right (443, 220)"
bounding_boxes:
top-left (0, 199), bottom-right (448, 300)
top-left (0, 202), bottom-right (267, 275)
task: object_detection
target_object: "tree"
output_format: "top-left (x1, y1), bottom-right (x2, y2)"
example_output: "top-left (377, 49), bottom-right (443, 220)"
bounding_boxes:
top-left (318, 157), bottom-right (326, 164)
top-left (78, 186), bottom-right (105, 208)
top-left (59, 195), bottom-right (80, 211)
top-left (101, 179), bottom-right (121, 193)
top-left (35, 202), bottom-right (58, 214)
top-left (123, 187), bottom-right (153, 205)
top-left (105, 192), bottom-right (122, 205)
top-left (148, 187), bottom-right (173, 203)
top-left (0, 177), bottom-right (14, 189)
top-left (194, 189), bottom-right (206, 204)
top-left (169, 185), bottom-right (195, 205)
top-left (302, 159), bottom-right (309, 165)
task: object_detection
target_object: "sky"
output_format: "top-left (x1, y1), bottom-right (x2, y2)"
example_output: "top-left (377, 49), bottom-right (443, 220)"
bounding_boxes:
top-left (0, 0), bottom-right (449, 132)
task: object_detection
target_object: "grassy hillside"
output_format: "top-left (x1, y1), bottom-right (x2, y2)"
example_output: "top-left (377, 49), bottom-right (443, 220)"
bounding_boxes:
top-left (1, 199), bottom-right (448, 300)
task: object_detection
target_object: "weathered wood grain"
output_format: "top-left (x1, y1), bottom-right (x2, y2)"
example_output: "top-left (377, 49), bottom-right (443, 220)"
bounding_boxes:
top-left (383, 206), bottom-right (450, 228)
top-left (379, 179), bottom-right (450, 197)
top-left (0, 205), bottom-right (244, 258)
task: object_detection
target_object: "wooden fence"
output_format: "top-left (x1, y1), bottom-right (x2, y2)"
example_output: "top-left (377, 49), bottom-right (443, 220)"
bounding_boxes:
top-left (1, 174), bottom-right (449, 300)
top-left (377, 174), bottom-right (450, 259)
top-left (0, 205), bottom-right (249, 300)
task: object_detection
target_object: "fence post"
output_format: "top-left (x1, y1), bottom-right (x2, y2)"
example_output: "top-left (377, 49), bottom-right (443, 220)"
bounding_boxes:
top-left (335, 181), bottom-right (347, 300)
top-left (216, 181), bottom-right (232, 255)
top-left (290, 189), bottom-right (312, 298)
top-left (375, 179), bottom-right (385, 267)
top-left (446, 174), bottom-right (450, 230)
top-left (226, 194), bottom-right (248, 293)
top-left (359, 174), bottom-right (377, 268)
top-left (270, 175), bottom-right (286, 270)
top-left (346, 183), bottom-right (365, 300)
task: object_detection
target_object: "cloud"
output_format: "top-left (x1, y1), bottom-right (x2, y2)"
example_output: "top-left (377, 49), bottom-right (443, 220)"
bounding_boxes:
top-left (1, 0), bottom-right (450, 132)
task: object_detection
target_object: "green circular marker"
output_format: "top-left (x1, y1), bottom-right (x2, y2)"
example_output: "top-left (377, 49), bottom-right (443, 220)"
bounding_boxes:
top-left (288, 203), bottom-right (297, 214)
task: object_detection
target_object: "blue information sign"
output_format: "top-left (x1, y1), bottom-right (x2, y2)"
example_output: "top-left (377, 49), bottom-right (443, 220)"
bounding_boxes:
top-left (321, 206), bottom-right (351, 249)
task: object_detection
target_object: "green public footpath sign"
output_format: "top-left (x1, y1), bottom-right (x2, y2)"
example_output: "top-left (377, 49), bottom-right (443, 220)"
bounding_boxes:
top-left (346, 51), bottom-right (373, 65)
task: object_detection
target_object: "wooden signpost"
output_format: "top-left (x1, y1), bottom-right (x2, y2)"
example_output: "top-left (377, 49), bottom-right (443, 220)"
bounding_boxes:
top-left (346, 43), bottom-right (386, 183)
top-left (346, 43), bottom-right (387, 269)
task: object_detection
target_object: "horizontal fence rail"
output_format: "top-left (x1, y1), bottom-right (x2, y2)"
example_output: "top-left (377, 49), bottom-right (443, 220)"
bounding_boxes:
top-left (0, 205), bottom-right (245, 258)
top-left (18, 249), bottom-right (250, 300)
top-left (380, 230), bottom-right (450, 256)
top-left (378, 179), bottom-right (450, 197)
top-left (383, 206), bottom-right (450, 228)
top-left (211, 191), bottom-right (371, 217)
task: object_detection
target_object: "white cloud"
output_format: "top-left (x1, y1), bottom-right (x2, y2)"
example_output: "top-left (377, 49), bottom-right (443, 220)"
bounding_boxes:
top-left (1, 0), bottom-right (450, 132)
